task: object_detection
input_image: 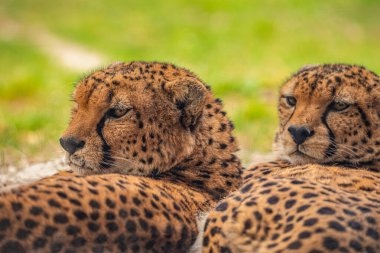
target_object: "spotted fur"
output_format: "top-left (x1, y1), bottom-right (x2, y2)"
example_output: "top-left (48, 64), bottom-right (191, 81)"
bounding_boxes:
top-left (202, 64), bottom-right (380, 253)
top-left (0, 62), bottom-right (242, 253)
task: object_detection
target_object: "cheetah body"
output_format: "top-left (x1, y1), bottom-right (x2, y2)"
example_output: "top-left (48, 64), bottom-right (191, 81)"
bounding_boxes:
top-left (202, 64), bottom-right (380, 253)
top-left (0, 62), bottom-right (242, 253)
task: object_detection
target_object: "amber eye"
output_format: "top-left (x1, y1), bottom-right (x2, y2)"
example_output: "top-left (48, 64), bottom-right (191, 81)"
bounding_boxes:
top-left (285, 96), bottom-right (297, 107)
top-left (332, 101), bottom-right (350, 111)
top-left (108, 107), bottom-right (131, 118)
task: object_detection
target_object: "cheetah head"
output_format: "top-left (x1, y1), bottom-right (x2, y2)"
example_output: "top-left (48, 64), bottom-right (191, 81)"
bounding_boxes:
top-left (60, 62), bottom-right (209, 175)
top-left (275, 64), bottom-right (380, 167)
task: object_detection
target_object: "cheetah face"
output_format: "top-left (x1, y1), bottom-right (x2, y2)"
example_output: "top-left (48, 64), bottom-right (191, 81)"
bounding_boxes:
top-left (60, 62), bottom-right (207, 175)
top-left (275, 64), bottom-right (380, 166)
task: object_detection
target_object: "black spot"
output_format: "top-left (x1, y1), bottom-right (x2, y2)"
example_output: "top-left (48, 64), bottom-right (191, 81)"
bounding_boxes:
top-left (298, 231), bottom-right (311, 239)
top-left (48, 199), bottom-right (61, 208)
top-left (119, 209), bottom-right (128, 218)
top-left (126, 220), bottom-right (136, 233)
top-left (106, 198), bottom-right (116, 208)
top-left (66, 225), bottom-right (80, 235)
top-left (254, 211), bottom-right (262, 221)
top-left (131, 208), bottom-right (140, 217)
top-left (220, 247), bottom-right (232, 253)
top-left (297, 204), bottom-right (310, 213)
top-left (57, 191), bottom-right (67, 199)
top-left (68, 186), bottom-right (81, 193)
top-left (349, 240), bottom-right (363, 251)
top-left (95, 234), bottom-right (107, 244)
top-left (273, 214), bottom-right (282, 222)
top-left (87, 222), bottom-right (100, 232)
top-left (44, 226), bottom-right (57, 236)
top-left (33, 237), bottom-right (47, 249)
top-left (139, 218), bottom-right (149, 231)
top-left (287, 240), bottom-right (302, 249)
top-left (11, 202), bottom-right (22, 212)
top-left (90, 212), bottom-right (99, 220)
top-left (219, 143), bottom-right (227, 149)
top-left (243, 219), bottom-right (252, 231)
top-left (366, 228), bottom-right (379, 240)
top-left (16, 229), bottom-right (30, 240)
top-left (357, 206), bottom-right (371, 213)
top-left (105, 185), bottom-right (115, 192)
top-left (343, 209), bottom-right (356, 216)
top-left (304, 218), bottom-right (318, 226)
top-left (105, 211), bottom-right (116, 220)
top-left (30, 206), bottom-right (43, 216)
top-left (50, 242), bottom-right (63, 253)
top-left (323, 237), bottom-right (339, 250)
top-left (240, 183), bottom-right (253, 193)
top-left (366, 216), bottom-right (376, 224)
top-left (73, 210), bottom-right (88, 220)
top-left (317, 207), bottom-right (335, 215)
top-left (53, 213), bottom-right (69, 224)
top-left (1, 241), bottom-right (26, 253)
top-left (285, 199), bottom-right (296, 209)
top-left (106, 222), bottom-right (119, 232)
top-left (24, 219), bottom-right (38, 229)
top-left (0, 219), bottom-right (10, 231)
top-left (303, 193), bottom-right (318, 198)
top-left (89, 200), bottom-right (100, 209)
top-left (71, 237), bottom-right (86, 247)
top-left (262, 181), bottom-right (277, 187)
top-left (348, 220), bottom-right (363, 231)
top-left (144, 209), bottom-right (153, 219)
top-left (267, 196), bottom-right (279, 205)
top-left (328, 221), bottom-right (346, 232)
top-left (133, 197), bottom-right (141, 206)
top-left (284, 224), bottom-right (294, 233)
top-left (215, 202), bottom-right (228, 211)
top-left (203, 235), bottom-right (210, 247)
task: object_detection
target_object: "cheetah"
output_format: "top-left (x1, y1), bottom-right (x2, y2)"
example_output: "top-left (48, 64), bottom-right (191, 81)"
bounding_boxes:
top-left (202, 64), bottom-right (380, 253)
top-left (0, 61), bottom-right (242, 253)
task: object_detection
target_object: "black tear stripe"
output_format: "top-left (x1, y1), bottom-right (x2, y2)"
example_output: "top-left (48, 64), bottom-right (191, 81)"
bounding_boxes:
top-left (356, 104), bottom-right (371, 127)
top-left (96, 115), bottom-right (114, 168)
top-left (356, 104), bottom-right (372, 139)
top-left (321, 104), bottom-right (337, 157)
top-left (281, 98), bottom-right (296, 133)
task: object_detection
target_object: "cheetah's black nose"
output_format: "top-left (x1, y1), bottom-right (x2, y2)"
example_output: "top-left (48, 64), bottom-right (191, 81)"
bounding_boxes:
top-left (59, 136), bottom-right (85, 155)
top-left (288, 125), bottom-right (314, 145)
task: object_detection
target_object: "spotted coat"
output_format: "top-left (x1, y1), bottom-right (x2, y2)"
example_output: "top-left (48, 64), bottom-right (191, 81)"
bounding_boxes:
top-left (202, 64), bottom-right (380, 253)
top-left (0, 62), bottom-right (242, 253)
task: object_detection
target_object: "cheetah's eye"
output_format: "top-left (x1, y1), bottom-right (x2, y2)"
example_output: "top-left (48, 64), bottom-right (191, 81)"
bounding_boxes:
top-left (285, 96), bottom-right (297, 107)
top-left (332, 101), bottom-right (350, 111)
top-left (107, 107), bottom-right (131, 118)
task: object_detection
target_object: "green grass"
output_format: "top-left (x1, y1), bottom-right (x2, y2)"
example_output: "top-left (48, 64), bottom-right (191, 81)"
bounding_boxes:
top-left (1, 0), bottom-right (380, 165)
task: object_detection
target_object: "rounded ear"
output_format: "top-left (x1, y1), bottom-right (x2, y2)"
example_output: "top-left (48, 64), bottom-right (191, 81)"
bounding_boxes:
top-left (299, 64), bottom-right (317, 72)
top-left (164, 77), bottom-right (207, 131)
top-left (106, 61), bottom-right (124, 68)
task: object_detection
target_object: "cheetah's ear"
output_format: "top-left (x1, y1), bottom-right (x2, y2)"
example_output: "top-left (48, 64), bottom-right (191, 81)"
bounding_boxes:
top-left (106, 61), bottom-right (123, 68)
top-left (165, 77), bottom-right (207, 131)
top-left (299, 64), bottom-right (317, 71)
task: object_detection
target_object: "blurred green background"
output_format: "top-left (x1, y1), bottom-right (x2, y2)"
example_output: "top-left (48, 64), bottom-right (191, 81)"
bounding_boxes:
top-left (1, 0), bottom-right (380, 166)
